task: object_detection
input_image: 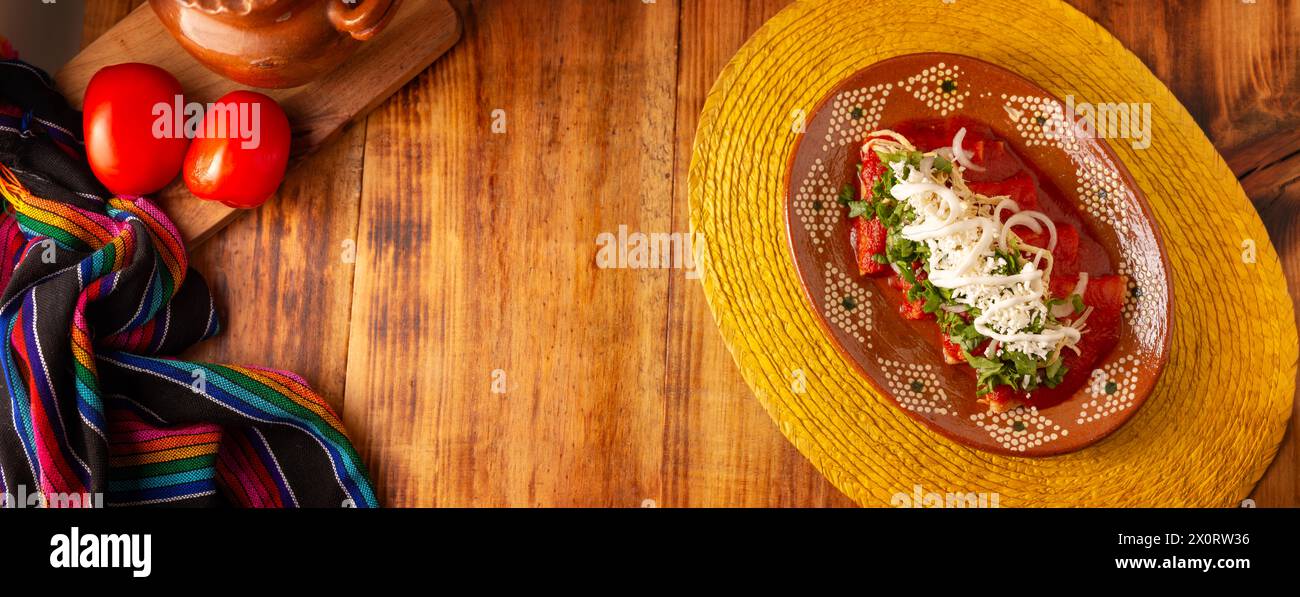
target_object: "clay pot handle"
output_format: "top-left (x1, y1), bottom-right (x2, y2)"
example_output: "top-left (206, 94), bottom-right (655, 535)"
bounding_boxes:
top-left (328, 0), bottom-right (399, 41)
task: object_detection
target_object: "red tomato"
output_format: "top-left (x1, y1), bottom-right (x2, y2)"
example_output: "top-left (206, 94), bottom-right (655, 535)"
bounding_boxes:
top-left (1020, 222), bottom-right (1080, 280)
top-left (1012, 273), bottom-right (1127, 409)
top-left (83, 63), bottom-right (190, 196)
top-left (183, 91), bottom-right (291, 209)
top-left (859, 149), bottom-right (887, 188)
top-left (940, 336), bottom-right (965, 365)
top-left (851, 216), bottom-right (889, 276)
top-left (967, 171), bottom-right (1038, 211)
top-left (897, 295), bottom-right (933, 321)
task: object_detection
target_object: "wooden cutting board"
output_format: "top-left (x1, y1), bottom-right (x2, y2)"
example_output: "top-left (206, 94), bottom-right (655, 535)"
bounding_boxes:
top-left (55, 0), bottom-right (461, 246)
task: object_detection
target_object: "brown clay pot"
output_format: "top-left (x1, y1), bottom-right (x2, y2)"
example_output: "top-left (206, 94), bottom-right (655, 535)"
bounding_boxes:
top-left (149, 0), bottom-right (402, 89)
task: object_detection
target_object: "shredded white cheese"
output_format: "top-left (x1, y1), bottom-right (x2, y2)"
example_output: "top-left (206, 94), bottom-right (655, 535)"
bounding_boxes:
top-left (872, 128), bottom-right (1082, 360)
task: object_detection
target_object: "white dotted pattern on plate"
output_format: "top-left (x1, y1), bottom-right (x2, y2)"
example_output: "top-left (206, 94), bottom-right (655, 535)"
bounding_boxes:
top-left (1000, 94), bottom-right (1081, 153)
top-left (1076, 354), bottom-right (1142, 425)
top-left (1074, 155), bottom-right (1131, 236)
top-left (792, 158), bottom-right (842, 254)
top-left (1069, 131), bottom-right (1161, 334)
top-left (822, 263), bottom-right (874, 347)
top-left (969, 405), bottom-right (1068, 453)
top-left (876, 358), bottom-right (952, 416)
top-left (823, 84), bottom-right (893, 151)
top-left (901, 63), bottom-right (969, 116)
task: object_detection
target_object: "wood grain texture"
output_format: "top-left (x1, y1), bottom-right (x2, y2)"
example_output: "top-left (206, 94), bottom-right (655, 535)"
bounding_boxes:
top-left (341, 0), bottom-right (677, 506)
top-left (61, 0), bottom-right (461, 245)
top-left (182, 126), bottom-right (368, 413)
top-left (667, 0), bottom-right (855, 507)
top-left (81, 0), bottom-right (1300, 506)
top-left (79, 0), bottom-right (143, 50)
top-left (1067, 0), bottom-right (1300, 507)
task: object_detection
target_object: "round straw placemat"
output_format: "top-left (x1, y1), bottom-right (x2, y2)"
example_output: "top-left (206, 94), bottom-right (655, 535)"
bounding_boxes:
top-left (688, 0), bottom-right (1297, 506)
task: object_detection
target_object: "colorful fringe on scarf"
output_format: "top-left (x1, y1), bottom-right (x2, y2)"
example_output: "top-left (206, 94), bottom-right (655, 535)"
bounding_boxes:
top-left (0, 60), bottom-right (377, 507)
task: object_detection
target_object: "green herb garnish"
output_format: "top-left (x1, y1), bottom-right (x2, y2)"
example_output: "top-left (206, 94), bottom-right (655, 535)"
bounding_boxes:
top-left (853, 148), bottom-right (1078, 397)
top-left (836, 183), bottom-right (855, 206)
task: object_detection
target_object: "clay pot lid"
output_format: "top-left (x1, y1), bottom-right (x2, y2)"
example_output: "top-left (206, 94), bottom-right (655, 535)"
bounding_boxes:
top-left (180, 0), bottom-right (300, 16)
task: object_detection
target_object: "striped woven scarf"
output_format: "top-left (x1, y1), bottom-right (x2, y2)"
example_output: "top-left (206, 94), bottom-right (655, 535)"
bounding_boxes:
top-left (0, 59), bottom-right (377, 507)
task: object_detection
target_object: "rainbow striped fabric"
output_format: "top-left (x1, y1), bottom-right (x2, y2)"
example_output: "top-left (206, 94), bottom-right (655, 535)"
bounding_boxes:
top-left (0, 59), bottom-right (376, 507)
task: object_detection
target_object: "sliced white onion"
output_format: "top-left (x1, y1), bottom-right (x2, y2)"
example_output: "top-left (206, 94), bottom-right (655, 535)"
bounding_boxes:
top-left (865, 130), bottom-right (913, 148)
top-left (993, 197), bottom-right (1020, 223)
top-left (1001, 210), bottom-right (1057, 253)
top-left (1072, 272), bottom-right (1089, 298)
top-left (1000, 213), bottom-right (1042, 252)
top-left (918, 155), bottom-right (936, 178)
top-left (1028, 212), bottom-right (1058, 252)
top-left (951, 127), bottom-right (985, 172)
top-left (1074, 305), bottom-right (1095, 330)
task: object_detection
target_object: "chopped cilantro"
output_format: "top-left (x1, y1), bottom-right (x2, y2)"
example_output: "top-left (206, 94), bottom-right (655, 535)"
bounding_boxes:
top-left (1071, 293), bottom-right (1086, 314)
top-left (836, 183), bottom-right (855, 206)
top-left (1044, 357), bottom-right (1066, 388)
top-left (933, 155), bottom-right (953, 174)
top-left (991, 248), bottom-right (1022, 276)
top-left (850, 140), bottom-right (1081, 398)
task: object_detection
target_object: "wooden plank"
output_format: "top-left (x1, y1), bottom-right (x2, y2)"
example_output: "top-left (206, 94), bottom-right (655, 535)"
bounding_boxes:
top-left (79, 0), bottom-right (142, 50)
top-left (1068, 0), bottom-right (1300, 155)
top-left (182, 126), bottom-right (368, 413)
top-left (667, 0), bottom-right (855, 507)
top-left (341, 0), bottom-right (679, 506)
top-left (58, 0), bottom-right (461, 245)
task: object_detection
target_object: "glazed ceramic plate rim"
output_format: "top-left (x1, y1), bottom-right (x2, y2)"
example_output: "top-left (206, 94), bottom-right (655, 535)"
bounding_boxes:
top-left (783, 51), bottom-right (1175, 457)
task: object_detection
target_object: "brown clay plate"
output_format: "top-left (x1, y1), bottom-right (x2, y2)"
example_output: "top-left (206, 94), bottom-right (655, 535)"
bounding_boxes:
top-left (785, 53), bottom-right (1173, 457)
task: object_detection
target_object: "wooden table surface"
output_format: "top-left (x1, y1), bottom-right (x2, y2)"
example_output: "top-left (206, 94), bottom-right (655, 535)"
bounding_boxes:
top-left (82, 0), bottom-right (1300, 507)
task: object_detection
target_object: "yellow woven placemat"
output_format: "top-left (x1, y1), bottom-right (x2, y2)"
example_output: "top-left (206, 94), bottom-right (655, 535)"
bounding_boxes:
top-left (688, 0), bottom-right (1297, 506)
